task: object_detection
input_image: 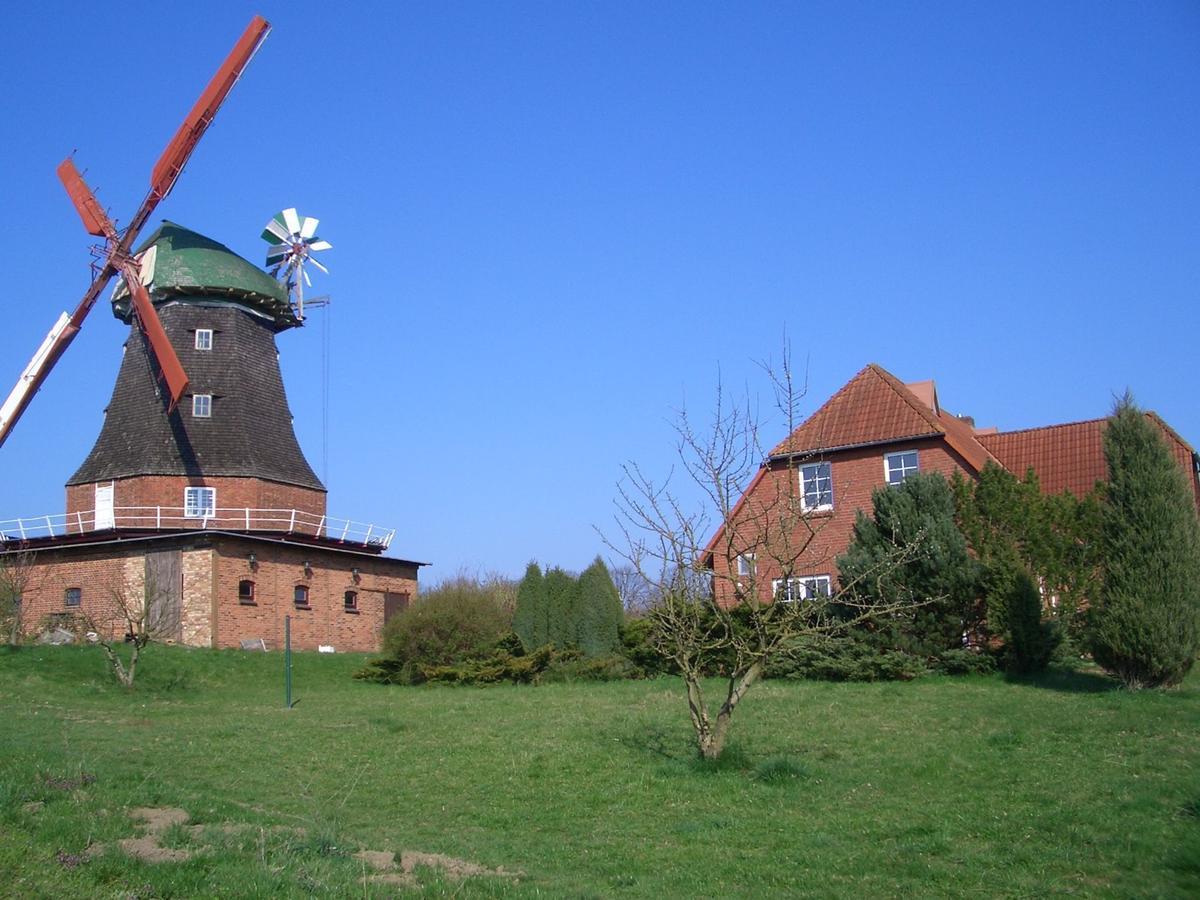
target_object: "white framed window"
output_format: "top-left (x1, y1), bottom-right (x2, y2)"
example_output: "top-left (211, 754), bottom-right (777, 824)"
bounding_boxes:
top-left (184, 487), bottom-right (216, 519)
top-left (884, 450), bottom-right (919, 486)
top-left (192, 394), bottom-right (212, 418)
top-left (771, 575), bottom-right (832, 603)
top-left (736, 553), bottom-right (756, 577)
top-left (800, 461), bottom-right (833, 510)
top-left (195, 329), bottom-right (213, 351)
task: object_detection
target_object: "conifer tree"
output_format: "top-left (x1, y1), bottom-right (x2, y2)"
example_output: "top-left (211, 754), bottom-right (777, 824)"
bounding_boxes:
top-left (513, 562), bottom-right (548, 651)
top-left (544, 567), bottom-right (579, 649)
top-left (838, 472), bottom-right (981, 656)
top-left (1089, 396), bottom-right (1200, 688)
top-left (576, 557), bottom-right (623, 656)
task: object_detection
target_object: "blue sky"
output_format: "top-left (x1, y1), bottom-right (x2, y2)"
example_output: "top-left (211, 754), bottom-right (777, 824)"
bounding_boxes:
top-left (0, 1), bottom-right (1196, 580)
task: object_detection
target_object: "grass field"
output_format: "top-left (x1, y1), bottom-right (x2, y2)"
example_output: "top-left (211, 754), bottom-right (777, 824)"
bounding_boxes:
top-left (1, 645), bottom-right (1198, 898)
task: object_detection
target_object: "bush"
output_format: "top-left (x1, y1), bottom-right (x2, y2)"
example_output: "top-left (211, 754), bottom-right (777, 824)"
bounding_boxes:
top-left (619, 616), bottom-right (674, 675)
top-left (766, 636), bottom-right (929, 682)
top-left (934, 648), bottom-right (997, 676)
top-left (379, 576), bottom-right (510, 671)
top-left (1089, 397), bottom-right (1200, 688)
top-left (1002, 569), bottom-right (1060, 675)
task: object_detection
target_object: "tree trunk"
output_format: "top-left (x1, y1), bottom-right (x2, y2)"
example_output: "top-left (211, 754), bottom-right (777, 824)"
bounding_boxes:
top-left (688, 660), bottom-right (764, 760)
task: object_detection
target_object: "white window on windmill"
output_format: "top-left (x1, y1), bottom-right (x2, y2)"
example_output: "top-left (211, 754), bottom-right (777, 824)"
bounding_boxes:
top-left (192, 394), bottom-right (212, 418)
top-left (184, 487), bottom-right (216, 519)
top-left (195, 329), bottom-right (213, 351)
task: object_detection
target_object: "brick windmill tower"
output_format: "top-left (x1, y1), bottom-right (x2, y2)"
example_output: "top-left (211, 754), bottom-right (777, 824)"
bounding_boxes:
top-left (0, 18), bottom-right (421, 650)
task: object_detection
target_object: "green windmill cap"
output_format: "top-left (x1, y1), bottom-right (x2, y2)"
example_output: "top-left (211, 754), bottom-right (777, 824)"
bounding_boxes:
top-left (112, 221), bottom-right (298, 330)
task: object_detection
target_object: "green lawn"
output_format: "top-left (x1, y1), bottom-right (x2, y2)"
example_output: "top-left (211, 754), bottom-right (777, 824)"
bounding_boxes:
top-left (1, 645), bottom-right (1197, 898)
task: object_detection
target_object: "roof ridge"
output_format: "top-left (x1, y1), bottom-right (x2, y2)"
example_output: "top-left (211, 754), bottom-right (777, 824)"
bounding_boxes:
top-left (983, 416), bottom-right (1109, 439)
top-left (866, 363), bottom-right (946, 435)
top-left (771, 364), bottom-right (875, 455)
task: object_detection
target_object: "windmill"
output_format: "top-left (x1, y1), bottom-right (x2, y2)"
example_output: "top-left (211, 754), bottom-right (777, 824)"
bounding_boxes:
top-left (0, 15), bottom-right (272, 450)
top-left (262, 208), bottom-right (332, 320)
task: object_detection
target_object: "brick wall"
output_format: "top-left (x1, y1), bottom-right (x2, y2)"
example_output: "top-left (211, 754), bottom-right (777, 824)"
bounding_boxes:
top-left (8, 536), bottom-right (418, 653)
top-left (209, 537), bottom-right (418, 652)
top-left (711, 436), bottom-right (974, 606)
top-left (7, 546), bottom-right (142, 640)
top-left (65, 476), bottom-right (327, 533)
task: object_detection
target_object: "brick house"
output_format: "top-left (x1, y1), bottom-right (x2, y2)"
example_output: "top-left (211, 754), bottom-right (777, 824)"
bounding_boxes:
top-left (703, 363), bottom-right (1200, 606)
top-left (0, 224), bottom-right (422, 651)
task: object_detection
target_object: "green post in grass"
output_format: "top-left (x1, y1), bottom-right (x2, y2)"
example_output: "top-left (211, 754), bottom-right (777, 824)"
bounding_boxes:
top-left (285, 615), bottom-right (294, 708)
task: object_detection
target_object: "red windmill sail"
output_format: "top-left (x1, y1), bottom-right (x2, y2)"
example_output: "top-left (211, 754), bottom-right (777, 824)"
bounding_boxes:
top-left (0, 15), bottom-right (271, 448)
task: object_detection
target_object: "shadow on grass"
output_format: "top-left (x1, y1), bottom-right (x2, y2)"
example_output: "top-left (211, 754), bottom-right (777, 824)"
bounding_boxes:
top-left (1008, 666), bottom-right (1119, 694)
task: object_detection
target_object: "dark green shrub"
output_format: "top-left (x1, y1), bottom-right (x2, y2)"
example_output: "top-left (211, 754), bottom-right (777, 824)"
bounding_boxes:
top-left (766, 636), bottom-right (928, 682)
top-left (934, 649), bottom-right (997, 676)
top-left (1089, 396), bottom-right (1200, 688)
top-left (838, 473), bottom-right (983, 657)
top-left (379, 577), bottom-right (509, 671)
top-left (1002, 569), bottom-right (1060, 675)
top-left (619, 616), bottom-right (675, 674)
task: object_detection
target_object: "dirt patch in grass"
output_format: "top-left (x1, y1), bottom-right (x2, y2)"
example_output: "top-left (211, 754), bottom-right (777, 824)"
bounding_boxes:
top-left (119, 807), bottom-right (194, 863)
top-left (354, 846), bottom-right (521, 886)
top-left (99, 806), bottom-right (521, 884)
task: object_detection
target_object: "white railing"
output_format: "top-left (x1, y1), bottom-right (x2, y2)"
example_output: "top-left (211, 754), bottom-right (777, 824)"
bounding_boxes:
top-left (0, 506), bottom-right (395, 549)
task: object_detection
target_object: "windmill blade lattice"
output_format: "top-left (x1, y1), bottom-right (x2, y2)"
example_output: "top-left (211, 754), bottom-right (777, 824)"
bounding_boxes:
top-left (262, 208), bottom-right (331, 318)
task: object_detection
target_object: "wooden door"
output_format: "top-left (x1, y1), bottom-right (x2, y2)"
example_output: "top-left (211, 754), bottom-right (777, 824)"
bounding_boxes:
top-left (383, 591), bottom-right (410, 624)
top-left (95, 482), bottom-right (115, 530)
top-left (144, 549), bottom-right (183, 642)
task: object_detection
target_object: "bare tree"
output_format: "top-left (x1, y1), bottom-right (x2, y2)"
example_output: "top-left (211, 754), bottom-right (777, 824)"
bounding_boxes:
top-left (607, 562), bottom-right (657, 615)
top-left (89, 573), bottom-right (178, 688)
top-left (607, 349), bottom-right (926, 759)
top-left (0, 544), bottom-right (37, 646)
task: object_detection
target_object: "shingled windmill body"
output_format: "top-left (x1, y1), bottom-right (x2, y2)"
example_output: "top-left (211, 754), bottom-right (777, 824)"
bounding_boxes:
top-left (66, 223), bottom-right (326, 528)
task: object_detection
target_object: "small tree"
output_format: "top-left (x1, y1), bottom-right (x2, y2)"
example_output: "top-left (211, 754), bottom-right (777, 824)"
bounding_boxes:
top-left (0, 545), bottom-right (36, 646)
top-left (1089, 396), bottom-right (1200, 689)
top-left (838, 472), bottom-right (981, 657)
top-left (576, 557), bottom-right (623, 656)
top-left (608, 350), bottom-right (924, 759)
top-left (91, 575), bottom-right (178, 688)
top-left (1000, 564), bottom-right (1060, 675)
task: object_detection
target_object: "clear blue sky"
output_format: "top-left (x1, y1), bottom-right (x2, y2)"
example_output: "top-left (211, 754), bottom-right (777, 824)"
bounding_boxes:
top-left (1, 1), bottom-right (1196, 581)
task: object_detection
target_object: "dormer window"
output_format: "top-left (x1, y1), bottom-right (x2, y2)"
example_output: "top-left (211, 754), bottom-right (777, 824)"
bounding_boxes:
top-left (193, 394), bottom-right (212, 418)
top-left (195, 329), bottom-right (213, 350)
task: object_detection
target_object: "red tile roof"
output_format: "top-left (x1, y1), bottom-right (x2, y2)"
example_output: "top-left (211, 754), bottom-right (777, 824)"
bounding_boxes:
top-left (980, 413), bottom-right (1200, 500)
top-left (770, 364), bottom-right (997, 472)
top-left (979, 418), bottom-right (1108, 497)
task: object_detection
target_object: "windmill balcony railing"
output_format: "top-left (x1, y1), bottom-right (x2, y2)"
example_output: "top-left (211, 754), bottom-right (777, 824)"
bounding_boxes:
top-left (0, 507), bottom-right (395, 550)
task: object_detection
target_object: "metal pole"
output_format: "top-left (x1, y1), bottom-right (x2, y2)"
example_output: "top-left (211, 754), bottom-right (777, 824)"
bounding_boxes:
top-left (285, 614), bottom-right (293, 709)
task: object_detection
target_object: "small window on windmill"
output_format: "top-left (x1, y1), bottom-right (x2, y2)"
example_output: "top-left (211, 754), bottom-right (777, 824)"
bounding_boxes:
top-left (344, 590), bottom-right (358, 612)
top-left (192, 394), bottom-right (212, 418)
top-left (195, 329), bottom-right (213, 351)
top-left (184, 487), bottom-right (216, 519)
top-left (238, 580), bottom-right (256, 604)
top-left (294, 585), bottom-right (310, 608)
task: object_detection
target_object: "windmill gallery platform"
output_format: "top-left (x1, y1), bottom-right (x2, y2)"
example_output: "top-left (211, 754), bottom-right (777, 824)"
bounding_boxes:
top-left (0, 224), bottom-right (422, 652)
